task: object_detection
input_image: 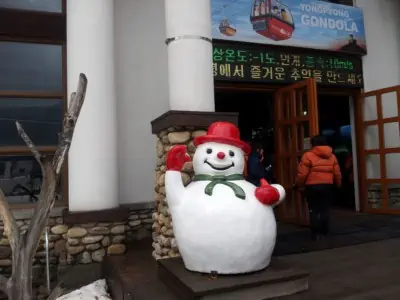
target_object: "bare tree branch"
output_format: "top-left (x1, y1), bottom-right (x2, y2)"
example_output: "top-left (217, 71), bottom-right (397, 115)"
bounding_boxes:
top-left (24, 159), bottom-right (57, 259)
top-left (0, 189), bottom-right (19, 252)
top-left (15, 122), bottom-right (44, 171)
top-left (53, 74), bottom-right (87, 174)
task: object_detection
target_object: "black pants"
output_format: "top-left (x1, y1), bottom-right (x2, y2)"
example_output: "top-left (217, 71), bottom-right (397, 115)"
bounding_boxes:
top-left (305, 184), bottom-right (334, 237)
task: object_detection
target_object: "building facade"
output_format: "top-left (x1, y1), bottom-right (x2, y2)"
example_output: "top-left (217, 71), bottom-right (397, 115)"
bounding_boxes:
top-left (0, 0), bottom-right (399, 293)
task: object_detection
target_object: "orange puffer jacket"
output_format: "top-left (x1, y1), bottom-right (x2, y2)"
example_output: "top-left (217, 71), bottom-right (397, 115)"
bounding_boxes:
top-left (296, 146), bottom-right (342, 188)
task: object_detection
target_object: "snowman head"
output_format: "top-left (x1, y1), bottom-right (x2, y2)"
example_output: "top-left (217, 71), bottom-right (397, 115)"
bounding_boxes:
top-left (193, 142), bottom-right (245, 176)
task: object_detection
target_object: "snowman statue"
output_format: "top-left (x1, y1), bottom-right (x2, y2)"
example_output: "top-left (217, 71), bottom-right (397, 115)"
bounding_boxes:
top-left (165, 122), bottom-right (285, 275)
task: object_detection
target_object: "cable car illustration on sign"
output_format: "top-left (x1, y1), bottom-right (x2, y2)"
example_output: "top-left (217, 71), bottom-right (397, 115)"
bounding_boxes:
top-left (219, 19), bottom-right (237, 36)
top-left (250, 0), bottom-right (295, 41)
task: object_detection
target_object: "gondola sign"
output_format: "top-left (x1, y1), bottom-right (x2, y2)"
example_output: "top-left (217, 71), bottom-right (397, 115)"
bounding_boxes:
top-left (211, 0), bottom-right (367, 55)
top-left (212, 42), bottom-right (363, 87)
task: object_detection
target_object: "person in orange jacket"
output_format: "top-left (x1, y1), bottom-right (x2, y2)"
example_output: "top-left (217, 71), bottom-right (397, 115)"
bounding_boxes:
top-left (295, 135), bottom-right (342, 241)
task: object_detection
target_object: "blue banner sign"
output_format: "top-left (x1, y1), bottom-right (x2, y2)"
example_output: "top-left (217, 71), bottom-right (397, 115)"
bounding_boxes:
top-left (212, 0), bottom-right (367, 55)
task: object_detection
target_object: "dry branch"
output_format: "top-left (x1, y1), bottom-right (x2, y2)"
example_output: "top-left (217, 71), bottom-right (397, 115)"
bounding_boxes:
top-left (0, 189), bottom-right (19, 252)
top-left (0, 73), bottom-right (88, 300)
top-left (53, 75), bottom-right (86, 174)
top-left (16, 122), bottom-right (44, 172)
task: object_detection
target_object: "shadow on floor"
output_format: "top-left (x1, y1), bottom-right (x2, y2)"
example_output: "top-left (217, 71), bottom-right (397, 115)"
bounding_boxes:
top-left (274, 210), bottom-right (400, 256)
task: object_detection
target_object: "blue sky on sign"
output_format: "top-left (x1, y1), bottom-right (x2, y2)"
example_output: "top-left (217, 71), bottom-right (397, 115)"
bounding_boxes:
top-left (211, 0), bottom-right (366, 50)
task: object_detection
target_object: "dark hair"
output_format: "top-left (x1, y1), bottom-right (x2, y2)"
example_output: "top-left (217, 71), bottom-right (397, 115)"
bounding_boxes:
top-left (311, 135), bottom-right (328, 147)
top-left (250, 141), bottom-right (262, 152)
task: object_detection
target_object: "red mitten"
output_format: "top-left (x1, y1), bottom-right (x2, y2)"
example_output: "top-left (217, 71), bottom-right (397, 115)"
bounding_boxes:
top-left (166, 145), bottom-right (191, 171)
top-left (255, 179), bottom-right (280, 205)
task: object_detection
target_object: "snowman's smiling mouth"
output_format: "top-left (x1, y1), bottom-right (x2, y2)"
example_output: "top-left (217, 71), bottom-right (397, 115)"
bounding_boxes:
top-left (204, 159), bottom-right (234, 171)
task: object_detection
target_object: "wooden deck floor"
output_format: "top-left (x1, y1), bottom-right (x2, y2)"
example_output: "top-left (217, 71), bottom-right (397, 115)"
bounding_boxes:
top-left (105, 238), bottom-right (400, 299)
top-left (277, 238), bottom-right (400, 299)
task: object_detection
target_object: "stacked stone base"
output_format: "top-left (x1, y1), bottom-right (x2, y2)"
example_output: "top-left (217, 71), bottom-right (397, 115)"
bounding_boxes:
top-left (153, 126), bottom-right (207, 259)
top-left (63, 222), bottom-right (126, 265)
top-left (126, 208), bottom-right (153, 241)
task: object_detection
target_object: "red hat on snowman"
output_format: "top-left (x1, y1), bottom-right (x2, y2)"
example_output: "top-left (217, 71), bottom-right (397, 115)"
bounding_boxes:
top-left (194, 122), bottom-right (251, 155)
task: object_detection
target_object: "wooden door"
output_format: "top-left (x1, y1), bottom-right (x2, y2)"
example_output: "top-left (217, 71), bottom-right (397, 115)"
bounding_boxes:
top-left (357, 85), bottom-right (400, 214)
top-left (274, 79), bottom-right (319, 226)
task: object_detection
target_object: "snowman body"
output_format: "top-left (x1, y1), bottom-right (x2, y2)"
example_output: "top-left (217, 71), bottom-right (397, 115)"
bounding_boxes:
top-left (166, 141), bottom-right (285, 274)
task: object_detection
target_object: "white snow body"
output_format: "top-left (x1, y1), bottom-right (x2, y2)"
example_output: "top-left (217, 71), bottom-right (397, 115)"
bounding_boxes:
top-left (165, 142), bottom-right (285, 274)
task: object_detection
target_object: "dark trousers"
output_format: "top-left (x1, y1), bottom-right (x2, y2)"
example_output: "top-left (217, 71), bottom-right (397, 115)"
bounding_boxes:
top-left (305, 184), bottom-right (334, 237)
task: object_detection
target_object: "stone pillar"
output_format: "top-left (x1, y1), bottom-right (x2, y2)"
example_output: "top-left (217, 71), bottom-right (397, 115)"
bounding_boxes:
top-left (67, 0), bottom-right (118, 212)
top-left (151, 111), bottom-right (238, 259)
top-left (165, 0), bottom-right (215, 111)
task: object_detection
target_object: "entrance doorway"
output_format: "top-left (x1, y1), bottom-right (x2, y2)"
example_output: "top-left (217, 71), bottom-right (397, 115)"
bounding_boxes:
top-left (215, 81), bottom-right (400, 224)
top-left (214, 90), bottom-right (276, 183)
top-left (215, 79), bottom-right (358, 225)
top-left (318, 95), bottom-right (355, 210)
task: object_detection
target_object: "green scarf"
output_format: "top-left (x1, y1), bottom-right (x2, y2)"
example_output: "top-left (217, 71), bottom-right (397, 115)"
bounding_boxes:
top-left (193, 174), bottom-right (246, 200)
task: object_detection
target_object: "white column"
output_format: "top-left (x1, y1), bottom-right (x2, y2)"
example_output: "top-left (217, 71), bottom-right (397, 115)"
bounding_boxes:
top-left (67, 0), bottom-right (118, 212)
top-left (165, 0), bottom-right (215, 111)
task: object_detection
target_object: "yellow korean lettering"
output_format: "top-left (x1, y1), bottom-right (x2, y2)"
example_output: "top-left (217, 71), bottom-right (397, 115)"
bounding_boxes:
top-left (280, 54), bottom-right (290, 66)
top-left (291, 55), bottom-right (301, 67)
top-left (212, 63), bottom-right (218, 76)
top-left (219, 64), bottom-right (232, 77)
top-left (250, 65), bottom-right (262, 79)
top-left (290, 68), bottom-right (301, 81)
top-left (347, 73), bottom-right (356, 84)
top-left (326, 70), bottom-right (338, 83)
top-left (274, 67), bottom-right (285, 80)
top-left (233, 65), bottom-right (245, 78)
top-left (301, 69), bottom-right (312, 78)
top-left (312, 70), bottom-right (322, 82)
top-left (262, 66), bottom-right (273, 79)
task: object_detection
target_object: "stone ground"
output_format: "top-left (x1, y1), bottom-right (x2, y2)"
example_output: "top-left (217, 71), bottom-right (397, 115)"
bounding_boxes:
top-left (279, 238), bottom-right (400, 299)
top-left (106, 237), bottom-right (400, 299)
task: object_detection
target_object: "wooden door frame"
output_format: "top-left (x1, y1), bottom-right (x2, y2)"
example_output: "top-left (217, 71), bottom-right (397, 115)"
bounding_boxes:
top-left (273, 79), bottom-right (320, 225)
top-left (215, 81), bottom-right (364, 214)
top-left (356, 85), bottom-right (400, 214)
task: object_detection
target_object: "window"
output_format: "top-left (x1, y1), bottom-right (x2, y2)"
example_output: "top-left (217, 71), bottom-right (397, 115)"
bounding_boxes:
top-left (0, 3), bottom-right (66, 206)
top-left (0, 154), bottom-right (63, 205)
top-left (0, 98), bottom-right (63, 146)
top-left (0, 42), bottom-right (62, 91)
top-left (0, 0), bottom-right (62, 13)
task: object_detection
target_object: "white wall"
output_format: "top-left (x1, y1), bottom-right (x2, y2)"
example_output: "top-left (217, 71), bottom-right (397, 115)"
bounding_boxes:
top-left (356, 0), bottom-right (400, 205)
top-left (356, 0), bottom-right (400, 91)
top-left (115, 0), bottom-right (169, 204)
top-left (112, 0), bottom-right (400, 205)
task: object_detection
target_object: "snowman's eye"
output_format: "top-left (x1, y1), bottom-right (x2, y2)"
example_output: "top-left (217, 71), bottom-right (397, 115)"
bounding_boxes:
top-left (229, 150), bottom-right (235, 157)
top-left (206, 148), bottom-right (212, 154)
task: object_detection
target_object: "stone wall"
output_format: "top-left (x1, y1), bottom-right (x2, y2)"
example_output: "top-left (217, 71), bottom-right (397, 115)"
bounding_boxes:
top-left (126, 207), bottom-right (154, 241)
top-left (0, 205), bottom-right (154, 299)
top-left (63, 222), bottom-right (127, 265)
top-left (152, 126), bottom-right (206, 259)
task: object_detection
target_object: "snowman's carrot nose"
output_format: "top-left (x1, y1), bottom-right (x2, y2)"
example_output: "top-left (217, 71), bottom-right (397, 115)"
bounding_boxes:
top-left (217, 152), bottom-right (225, 160)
